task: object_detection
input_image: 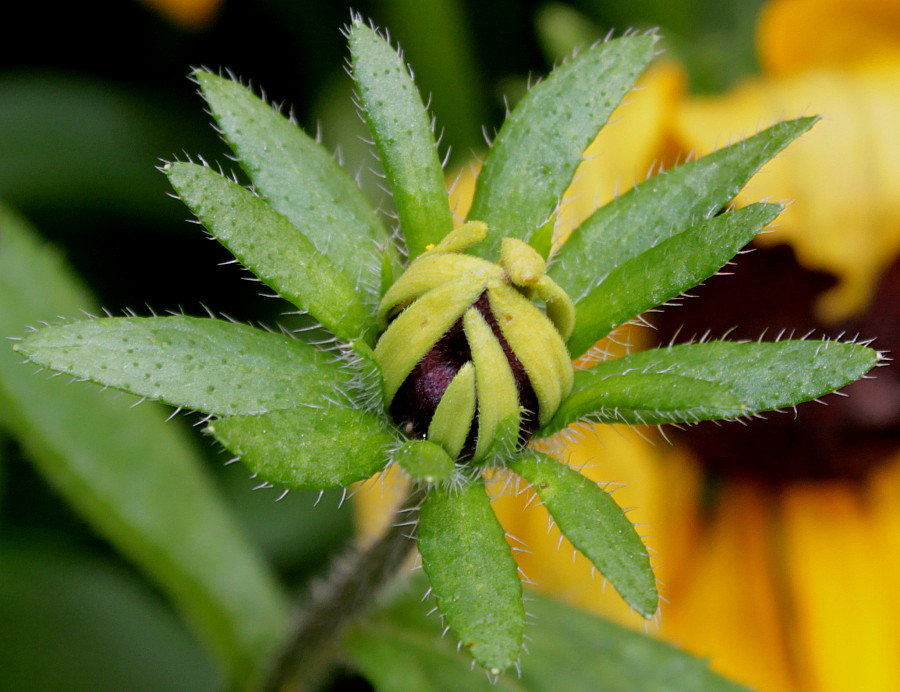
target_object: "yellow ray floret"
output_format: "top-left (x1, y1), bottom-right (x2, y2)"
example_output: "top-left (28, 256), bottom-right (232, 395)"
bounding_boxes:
top-left (486, 284), bottom-right (573, 426)
top-left (463, 308), bottom-right (521, 461)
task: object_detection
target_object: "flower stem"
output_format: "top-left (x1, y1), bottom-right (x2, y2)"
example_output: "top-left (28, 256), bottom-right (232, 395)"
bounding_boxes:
top-left (262, 486), bottom-right (423, 692)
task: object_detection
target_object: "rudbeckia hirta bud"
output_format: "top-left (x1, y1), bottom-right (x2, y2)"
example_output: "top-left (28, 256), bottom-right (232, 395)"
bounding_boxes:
top-left (374, 221), bottom-right (575, 463)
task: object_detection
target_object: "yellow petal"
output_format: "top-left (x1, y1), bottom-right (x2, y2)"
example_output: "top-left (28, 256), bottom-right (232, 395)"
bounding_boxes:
top-left (572, 322), bottom-right (653, 369)
top-left (463, 308), bottom-right (520, 461)
top-left (377, 252), bottom-right (501, 326)
top-left (780, 481), bottom-right (900, 692)
top-left (500, 237), bottom-right (547, 285)
top-left (427, 361), bottom-right (477, 460)
top-left (674, 62), bottom-right (900, 320)
top-left (661, 482), bottom-right (795, 692)
top-left (866, 454), bottom-right (900, 656)
top-left (532, 274), bottom-right (576, 342)
top-left (424, 220), bottom-right (488, 255)
top-left (759, 0), bottom-right (900, 75)
top-left (375, 273), bottom-right (495, 402)
top-left (487, 284), bottom-right (573, 423)
top-left (448, 161), bottom-right (481, 224)
top-left (353, 465), bottom-right (411, 544)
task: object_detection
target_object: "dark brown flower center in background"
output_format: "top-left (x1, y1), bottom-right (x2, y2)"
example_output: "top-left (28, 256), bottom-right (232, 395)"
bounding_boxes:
top-left (389, 292), bottom-right (539, 459)
top-left (651, 242), bottom-right (900, 485)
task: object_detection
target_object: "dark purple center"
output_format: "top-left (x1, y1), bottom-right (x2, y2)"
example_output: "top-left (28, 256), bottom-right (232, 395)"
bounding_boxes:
top-left (388, 292), bottom-right (539, 459)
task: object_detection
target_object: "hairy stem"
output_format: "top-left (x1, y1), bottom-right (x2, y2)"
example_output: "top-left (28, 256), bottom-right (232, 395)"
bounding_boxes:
top-left (262, 486), bottom-right (423, 692)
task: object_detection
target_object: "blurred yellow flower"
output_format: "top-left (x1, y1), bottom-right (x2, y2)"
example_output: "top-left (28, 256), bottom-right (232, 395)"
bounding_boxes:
top-left (677, 4), bottom-right (900, 322)
top-left (494, 1), bottom-right (900, 691)
top-left (757, 0), bottom-right (900, 76)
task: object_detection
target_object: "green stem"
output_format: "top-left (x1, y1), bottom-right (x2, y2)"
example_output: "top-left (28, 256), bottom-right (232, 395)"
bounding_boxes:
top-left (262, 486), bottom-right (423, 692)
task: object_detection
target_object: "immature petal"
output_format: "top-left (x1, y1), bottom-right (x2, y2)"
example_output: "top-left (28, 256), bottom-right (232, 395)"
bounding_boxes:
top-left (375, 225), bottom-right (573, 461)
top-left (463, 308), bottom-right (520, 460)
top-left (427, 362), bottom-right (477, 460)
top-left (487, 284), bottom-right (573, 425)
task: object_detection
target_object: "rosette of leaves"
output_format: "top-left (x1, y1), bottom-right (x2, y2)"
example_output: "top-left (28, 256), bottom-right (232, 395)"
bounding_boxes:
top-left (14, 19), bottom-right (881, 676)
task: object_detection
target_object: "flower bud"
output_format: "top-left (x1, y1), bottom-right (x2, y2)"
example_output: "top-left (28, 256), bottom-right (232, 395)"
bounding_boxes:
top-left (374, 222), bottom-right (574, 463)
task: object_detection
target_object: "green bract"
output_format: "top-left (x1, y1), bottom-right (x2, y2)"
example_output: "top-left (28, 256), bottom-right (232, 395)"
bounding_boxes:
top-left (13, 18), bottom-right (882, 676)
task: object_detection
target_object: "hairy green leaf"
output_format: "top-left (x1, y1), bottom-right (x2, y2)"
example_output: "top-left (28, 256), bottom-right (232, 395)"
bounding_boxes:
top-left (558, 339), bottom-right (879, 426)
top-left (541, 373), bottom-right (744, 433)
top-left (417, 481), bottom-right (524, 673)
top-left (349, 21), bottom-right (453, 259)
top-left (209, 407), bottom-right (394, 490)
top-left (345, 576), bottom-right (749, 692)
top-left (16, 316), bottom-right (349, 416)
top-left (509, 454), bottom-right (657, 616)
top-left (0, 205), bottom-right (287, 689)
top-left (394, 440), bottom-right (456, 483)
top-left (553, 117), bottom-right (818, 354)
top-left (166, 162), bottom-right (374, 343)
top-left (195, 71), bottom-right (393, 289)
top-left (567, 203), bottom-right (781, 356)
top-left (468, 35), bottom-right (655, 259)
top-left (379, 0), bottom-right (488, 158)
top-left (518, 590), bottom-right (748, 691)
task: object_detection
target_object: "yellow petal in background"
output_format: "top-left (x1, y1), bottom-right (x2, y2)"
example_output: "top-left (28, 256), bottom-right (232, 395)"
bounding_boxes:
top-left (867, 454), bottom-right (900, 664)
top-left (780, 482), bottom-right (900, 692)
top-left (354, 465), bottom-right (411, 544)
top-left (660, 482), bottom-right (795, 692)
top-left (759, 0), bottom-right (900, 75)
top-left (448, 161), bottom-right (481, 224)
top-left (674, 62), bottom-right (900, 321)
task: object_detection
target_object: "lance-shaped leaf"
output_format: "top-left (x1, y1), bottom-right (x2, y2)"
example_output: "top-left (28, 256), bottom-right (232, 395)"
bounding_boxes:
top-left (166, 162), bottom-right (374, 343)
top-left (195, 70), bottom-right (394, 289)
top-left (349, 21), bottom-right (453, 259)
top-left (346, 576), bottom-right (749, 692)
top-left (467, 35), bottom-right (655, 259)
top-left (567, 203), bottom-right (781, 357)
top-left (540, 373), bottom-right (744, 434)
top-left (16, 316), bottom-right (349, 416)
top-left (0, 204), bottom-right (286, 688)
top-left (509, 454), bottom-right (657, 617)
top-left (209, 407), bottom-right (395, 490)
top-left (394, 439), bottom-right (456, 483)
top-left (552, 117), bottom-right (818, 345)
top-left (417, 481), bottom-right (524, 673)
top-left (545, 340), bottom-right (880, 434)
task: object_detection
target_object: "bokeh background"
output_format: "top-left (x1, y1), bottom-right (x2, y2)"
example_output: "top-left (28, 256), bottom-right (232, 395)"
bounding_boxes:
top-left (4, 0), bottom-right (899, 690)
